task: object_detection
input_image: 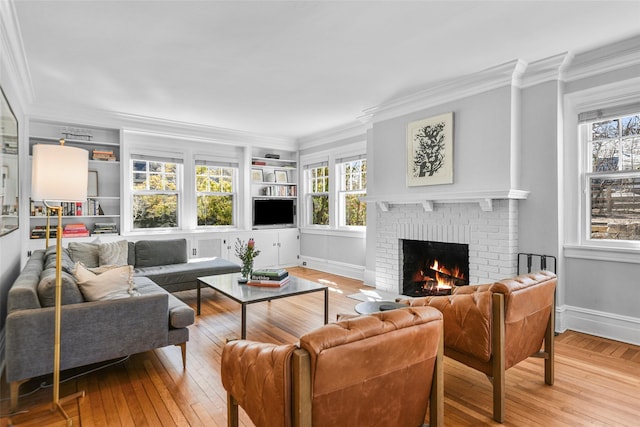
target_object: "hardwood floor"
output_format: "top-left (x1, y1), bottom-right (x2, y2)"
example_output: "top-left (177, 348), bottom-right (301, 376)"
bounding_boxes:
top-left (2, 267), bottom-right (640, 426)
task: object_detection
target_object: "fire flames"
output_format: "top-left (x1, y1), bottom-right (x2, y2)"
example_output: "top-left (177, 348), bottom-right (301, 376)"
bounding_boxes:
top-left (412, 259), bottom-right (466, 294)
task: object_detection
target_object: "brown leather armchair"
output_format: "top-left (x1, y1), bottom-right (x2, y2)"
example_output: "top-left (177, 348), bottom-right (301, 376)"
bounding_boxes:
top-left (398, 271), bottom-right (556, 423)
top-left (221, 306), bottom-right (444, 427)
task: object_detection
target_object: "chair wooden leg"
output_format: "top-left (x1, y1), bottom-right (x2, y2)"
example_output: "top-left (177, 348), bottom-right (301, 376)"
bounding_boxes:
top-left (176, 342), bottom-right (187, 369)
top-left (292, 349), bottom-right (312, 427)
top-left (492, 293), bottom-right (505, 423)
top-left (544, 296), bottom-right (555, 385)
top-left (227, 392), bottom-right (239, 427)
top-left (430, 322), bottom-right (444, 427)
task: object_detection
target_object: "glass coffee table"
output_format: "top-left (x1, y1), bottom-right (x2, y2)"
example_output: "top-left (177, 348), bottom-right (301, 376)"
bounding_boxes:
top-left (197, 273), bottom-right (329, 339)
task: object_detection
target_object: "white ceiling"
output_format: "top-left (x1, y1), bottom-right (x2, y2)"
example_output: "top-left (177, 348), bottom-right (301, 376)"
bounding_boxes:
top-left (12, 0), bottom-right (640, 140)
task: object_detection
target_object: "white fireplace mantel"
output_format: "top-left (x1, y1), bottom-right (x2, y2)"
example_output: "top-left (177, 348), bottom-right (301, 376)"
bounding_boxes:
top-left (366, 189), bottom-right (529, 212)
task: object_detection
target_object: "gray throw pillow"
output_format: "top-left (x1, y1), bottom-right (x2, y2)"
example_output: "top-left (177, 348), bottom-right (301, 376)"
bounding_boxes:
top-left (99, 240), bottom-right (129, 266)
top-left (135, 239), bottom-right (187, 267)
top-left (37, 268), bottom-right (85, 307)
top-left (43, 246), bottom-right (75, 274)
top-left (68, 241), bottom-right (100, 268)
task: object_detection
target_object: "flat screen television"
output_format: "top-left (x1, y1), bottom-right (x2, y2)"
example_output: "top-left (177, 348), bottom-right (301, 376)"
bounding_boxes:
top-left (253, 198), bottom-right (296, 228)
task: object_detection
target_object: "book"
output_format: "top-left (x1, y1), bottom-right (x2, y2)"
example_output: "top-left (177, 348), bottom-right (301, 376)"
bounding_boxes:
top-left (247, 276), bottom-right (290, 287)
top-left (251, 268), bottom-right (288, 280)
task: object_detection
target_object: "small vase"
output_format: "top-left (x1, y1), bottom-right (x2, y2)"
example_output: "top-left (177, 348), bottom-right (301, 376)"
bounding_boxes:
top-left (239, 262), bottom-right (253, 284)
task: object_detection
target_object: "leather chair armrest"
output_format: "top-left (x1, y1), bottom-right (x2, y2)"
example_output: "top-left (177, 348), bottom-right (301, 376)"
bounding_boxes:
top-left (221, 340), bottom-right (296, 427)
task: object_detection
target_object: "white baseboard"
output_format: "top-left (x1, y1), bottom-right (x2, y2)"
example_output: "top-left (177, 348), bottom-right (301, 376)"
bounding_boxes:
top-left (299, 256), bottom-right (365, 281)
top-left (556, 304), bottom-right (640, 346)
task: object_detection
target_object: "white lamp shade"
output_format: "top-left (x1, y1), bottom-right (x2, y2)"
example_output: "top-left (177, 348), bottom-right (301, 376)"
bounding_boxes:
top-left (31, 144), bottom-right (89, 202)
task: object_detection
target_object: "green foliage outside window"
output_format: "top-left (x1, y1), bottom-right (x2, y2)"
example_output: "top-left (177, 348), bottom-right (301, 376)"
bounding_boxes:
top-left (312, 195), bottom-right (329, 225)
top-left (342, 159), bottom-right (366, 227)
top-left (195, 165), bottom-right (235, 226)
top-left (345, 194), bottom-right (366, 226)
top-left (132, 160), bottom-right (179, 229)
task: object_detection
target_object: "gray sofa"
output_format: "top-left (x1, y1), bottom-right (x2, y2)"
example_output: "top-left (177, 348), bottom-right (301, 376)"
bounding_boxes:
top-left (5, 238), bottom-right (240, 409)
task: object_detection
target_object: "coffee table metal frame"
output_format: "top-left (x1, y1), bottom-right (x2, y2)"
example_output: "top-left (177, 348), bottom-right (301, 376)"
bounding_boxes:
top-left (197, 273), bottom-right (329, 339)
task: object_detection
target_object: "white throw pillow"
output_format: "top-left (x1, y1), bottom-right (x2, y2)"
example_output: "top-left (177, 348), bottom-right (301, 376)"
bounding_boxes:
top-left (99, 240), bottom-right (129, 266)
top-left (73, 262), bottom-right (137, 301)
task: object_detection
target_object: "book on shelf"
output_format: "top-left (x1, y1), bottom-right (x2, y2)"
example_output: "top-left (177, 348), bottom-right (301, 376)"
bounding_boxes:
top-left (93, 222), bottom-right (118, 234)
top-left (30, 225), bottom-right (56, 239)
top-left (247, 276), bottom-right (290, 287)
top-left (63, 223), bottom-right (90, 237)
top-left (92, 149), bottom-right (116, 161)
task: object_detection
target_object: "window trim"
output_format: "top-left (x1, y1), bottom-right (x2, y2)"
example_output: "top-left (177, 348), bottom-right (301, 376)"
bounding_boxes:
top-left (337, 158), bottom-right (367, 229)
top-left (563, 77), bottom-right (640, 262)
top-left (194, 163), bottom-right (238, 228)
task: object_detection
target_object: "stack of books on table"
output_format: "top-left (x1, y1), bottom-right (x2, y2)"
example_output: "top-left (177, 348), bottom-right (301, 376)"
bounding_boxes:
top-left (62, 223), bottom-right (90, 238)
top-left (248, 268), bottom-right (290, 287)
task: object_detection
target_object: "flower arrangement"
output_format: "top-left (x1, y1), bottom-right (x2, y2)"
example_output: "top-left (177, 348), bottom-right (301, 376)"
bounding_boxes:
top-left (235, 237), bottom-right (260, 282)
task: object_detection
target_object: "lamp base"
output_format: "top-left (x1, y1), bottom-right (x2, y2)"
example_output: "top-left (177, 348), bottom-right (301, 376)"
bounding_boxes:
top-left (53, 390), bottom-right (86, 426)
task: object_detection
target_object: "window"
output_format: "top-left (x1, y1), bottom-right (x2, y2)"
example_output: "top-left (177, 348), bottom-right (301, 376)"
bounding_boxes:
top-left (131, 157), bottom-right (180, 229)
top-left (306, 163), bottom-right (329, 225)
top-left (584, 111), bottom-right (640, 242)
top-left (338, 158), bottom-right (367, 227)
top-left (195, 162), bottom-right (237, 226)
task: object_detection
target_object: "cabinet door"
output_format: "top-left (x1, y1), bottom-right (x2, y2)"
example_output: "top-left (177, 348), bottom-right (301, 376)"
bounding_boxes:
top-left (277, 229), bottom-right (299, 266)
top-left (227, 231), bottom-right (279, 268)
top-left (190, 235), bottom-right (226, 259)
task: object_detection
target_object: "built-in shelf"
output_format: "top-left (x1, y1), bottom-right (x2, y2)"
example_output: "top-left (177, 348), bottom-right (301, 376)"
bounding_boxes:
top-left (366, 189), bottom-right (529, 212)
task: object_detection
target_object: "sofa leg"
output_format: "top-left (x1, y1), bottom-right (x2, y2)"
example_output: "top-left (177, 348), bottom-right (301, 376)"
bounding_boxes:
top-left (177, 342), bottom-right (187, 369)
top-left (227, 392), bottom-right (239, 427)
top-left (430, 323), bottom-right (444, 427)
top-left (10, 379), bottom-right (29, 411)
top-left (544, 296), bottom-right (555, 386)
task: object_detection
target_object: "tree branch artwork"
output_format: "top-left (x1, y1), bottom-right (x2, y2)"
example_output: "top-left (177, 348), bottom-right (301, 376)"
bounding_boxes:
top-left (407, 112), bottom-right (454, 186)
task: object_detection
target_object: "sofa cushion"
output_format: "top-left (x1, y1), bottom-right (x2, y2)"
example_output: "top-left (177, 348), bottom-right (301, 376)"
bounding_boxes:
top-left (68, 241), bottom-right (100, 268)
top-left (133, 257), bottom-right (241, 287)
top-left (43, 245), bottom-right (75, 274)
top-left (127, 241), bottom-right (136, 266)
top-left (73, 263), bottom-right (137, 301)
top-left (134, 239), bottom-right (188, 268)
top-left (37, 268), bottom-right (85, 307)
top-left (99, 240), bottom-right (129, 266)
top-left (134, 277), bottom-right (195, 329)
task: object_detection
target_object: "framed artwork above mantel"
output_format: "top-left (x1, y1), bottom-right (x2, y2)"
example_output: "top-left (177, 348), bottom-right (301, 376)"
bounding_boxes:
top-left (406, 112), bottom-right (454, 187)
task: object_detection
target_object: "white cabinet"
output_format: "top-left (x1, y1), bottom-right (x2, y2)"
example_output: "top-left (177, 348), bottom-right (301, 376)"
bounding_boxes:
top-left (188, 235), bottom-right (226, 259)
top-left (28, 120), bottom-right (121, 242)
top-left (223, 229), bottom-right (299, 268)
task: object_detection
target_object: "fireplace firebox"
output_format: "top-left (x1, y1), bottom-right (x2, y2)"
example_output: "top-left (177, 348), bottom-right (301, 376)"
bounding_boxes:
top-left (401, 239), bottom-right (469, 297)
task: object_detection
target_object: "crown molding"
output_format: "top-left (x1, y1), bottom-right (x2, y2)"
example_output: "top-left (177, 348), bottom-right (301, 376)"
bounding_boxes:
top-left (0, 0), bottom-right (34, 105)
top-left (27, 104), bottom-right (296, 150)
top-left (297, 120), bottom-right (369, 150)
top-left (521, 52), bottom-right (572, 88)
top-left (359, 59), bottom-right (528, 124)
top-left (564, 34), bottom-right (640, 82)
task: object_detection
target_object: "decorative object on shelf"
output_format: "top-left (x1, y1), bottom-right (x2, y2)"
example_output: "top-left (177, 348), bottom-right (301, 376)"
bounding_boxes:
top-left (31, 139), bottom-right (88, 424)
top-left (234, 237), bottom-right (261, 283)
top-left (407, 112), bottom-right (454, 187)
top-left (275, 170), bottom-right (288, 183)
top-left (265, 172), bottom-right (276, 182)
top-left (264, 153), bottom-right (280, 159)
top-left (87, 170), bottom-right (98, 197)
top-left (251, 168), bottom-right (264, 182)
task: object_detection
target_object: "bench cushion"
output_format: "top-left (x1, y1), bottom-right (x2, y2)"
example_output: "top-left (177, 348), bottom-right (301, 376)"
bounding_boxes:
top-left (133, 257), bottom-right (241, 287)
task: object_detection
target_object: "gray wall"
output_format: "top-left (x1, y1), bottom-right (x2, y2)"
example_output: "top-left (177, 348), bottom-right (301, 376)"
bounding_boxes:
top-left (370, 86), bottom-right (513, 198)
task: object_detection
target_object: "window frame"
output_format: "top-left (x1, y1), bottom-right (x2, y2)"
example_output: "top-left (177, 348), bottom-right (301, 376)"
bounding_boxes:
top-left (130, 156), bottom-right (182, 231)
top-left (304, 162), bottom-right (330, 227)
top-left (581, 111), bottom-right (640, 247)
top-left (194, 162), bottom-right (238, 228)
top-left (337, 157), bottom-right (367, 229)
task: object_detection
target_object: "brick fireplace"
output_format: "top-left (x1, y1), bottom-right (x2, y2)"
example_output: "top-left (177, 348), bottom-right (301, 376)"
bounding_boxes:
top-left (374, 199), bottom-right (519, 294)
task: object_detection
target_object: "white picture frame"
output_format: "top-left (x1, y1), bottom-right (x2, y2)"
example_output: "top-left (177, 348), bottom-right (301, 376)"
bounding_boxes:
top-left (87, 170), bottom-right (98, 197)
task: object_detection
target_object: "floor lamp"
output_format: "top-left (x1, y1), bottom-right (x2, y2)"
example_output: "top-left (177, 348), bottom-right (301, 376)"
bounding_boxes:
top-left (31, 140), bottom-right (88, 426)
